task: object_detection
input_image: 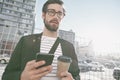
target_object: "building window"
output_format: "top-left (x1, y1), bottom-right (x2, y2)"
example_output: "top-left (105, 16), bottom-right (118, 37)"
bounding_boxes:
top-left (2, 8), bottom-right (12, 13)
top-left (5, 0), bottom-right (9, 2)
top-left (14, 1), bottom-right (22, 7)
top-left (0, 0), bottom-right (3, 2)
top-left (23, 4), bottom-right (32, 10)
top-left (30, 15), bottom-right (33, 18)
top-left (0, 26), bottom-right (3, 32)
top-left (19, 8), bottom-right (25, 12)
top-left (32, 6), bottom-right (34, 9)
top-left (4, 0), bottom-right (14, 4)
top-left (0, 2), bottom-right (3, 8)
top-left (23, 0), bottom-right (25, 3)
top-left (26, 9), bottom-right (32, 13)
top-left (15, 0), bottom-right (23, 2)
top-left (3, 4), bottom-right (13, 8)
top-left (0, 18), bottom-right (4, 21)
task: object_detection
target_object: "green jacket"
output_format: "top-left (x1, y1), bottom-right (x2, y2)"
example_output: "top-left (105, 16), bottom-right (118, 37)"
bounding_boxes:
top-left (2, 33), bottom-right (80, 80)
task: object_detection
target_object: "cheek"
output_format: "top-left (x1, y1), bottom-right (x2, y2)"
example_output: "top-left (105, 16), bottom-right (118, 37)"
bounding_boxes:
top-left (58, 19), bottom-right (62, 24)
top-left (59, 19), bottom-right (62, 22)
top-left (45, 16), bottom-right (51, 22)
top-left (44, 17), bottom-right (48, 22)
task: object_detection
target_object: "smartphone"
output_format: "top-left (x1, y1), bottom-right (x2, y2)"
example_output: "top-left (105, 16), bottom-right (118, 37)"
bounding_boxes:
top-left (36, 53), bottom-right (54, 68)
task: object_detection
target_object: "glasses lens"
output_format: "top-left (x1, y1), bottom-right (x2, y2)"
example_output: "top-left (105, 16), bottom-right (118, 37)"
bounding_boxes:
top-left (57, 12), bottom-right (63, 18)
top-left (47, 9), bottom-right (55, 16)
top-left (47, 9), bottom-right (65, 18)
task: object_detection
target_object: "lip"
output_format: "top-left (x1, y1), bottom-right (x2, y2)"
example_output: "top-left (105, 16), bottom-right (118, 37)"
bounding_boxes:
top-left (50, 19), bottom-right (59, 24)
top-left (51, 21), bottom-right (58, 24)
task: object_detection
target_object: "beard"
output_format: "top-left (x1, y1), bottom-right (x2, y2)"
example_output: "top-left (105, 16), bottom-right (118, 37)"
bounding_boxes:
top-left (44, 19), bottom-right (59, 32)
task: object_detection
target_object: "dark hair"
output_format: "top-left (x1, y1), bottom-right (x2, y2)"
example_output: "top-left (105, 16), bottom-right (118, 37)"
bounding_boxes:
top-left (42, 0), bottom-right (65, 13)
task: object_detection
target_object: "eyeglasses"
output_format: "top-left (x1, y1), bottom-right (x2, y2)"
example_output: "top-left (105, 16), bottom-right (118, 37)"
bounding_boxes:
top-left (46, 9), bottom-right (65, 19)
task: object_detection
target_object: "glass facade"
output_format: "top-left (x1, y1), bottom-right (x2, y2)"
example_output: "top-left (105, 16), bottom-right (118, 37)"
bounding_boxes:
top-left (0, 0), bottom-right (36, 56)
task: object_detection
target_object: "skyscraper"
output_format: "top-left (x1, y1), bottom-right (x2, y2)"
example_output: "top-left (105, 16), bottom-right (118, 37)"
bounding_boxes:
top-left (0, 0), bottom-right (36, 55)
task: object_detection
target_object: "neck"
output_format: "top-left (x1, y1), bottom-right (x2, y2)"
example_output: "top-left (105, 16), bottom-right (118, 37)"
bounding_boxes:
top-left (42, 28), bottom-right (58, 38)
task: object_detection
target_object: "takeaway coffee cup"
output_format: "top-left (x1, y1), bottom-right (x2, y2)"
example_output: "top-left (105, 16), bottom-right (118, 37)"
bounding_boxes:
top-left (57, 56), bottom-right (72, 77)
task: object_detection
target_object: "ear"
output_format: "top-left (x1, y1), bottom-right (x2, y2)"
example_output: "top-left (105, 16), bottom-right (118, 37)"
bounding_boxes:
top-left (42, 12), bottom-right (45, 19)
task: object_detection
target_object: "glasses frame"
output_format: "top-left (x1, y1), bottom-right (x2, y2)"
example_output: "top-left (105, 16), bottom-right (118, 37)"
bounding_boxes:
top-left (46, 9), bottom-right (65, 19)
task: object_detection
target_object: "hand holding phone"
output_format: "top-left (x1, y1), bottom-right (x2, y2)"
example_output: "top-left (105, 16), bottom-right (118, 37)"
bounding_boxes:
top-left (36, 53), bottom-right (54, 68)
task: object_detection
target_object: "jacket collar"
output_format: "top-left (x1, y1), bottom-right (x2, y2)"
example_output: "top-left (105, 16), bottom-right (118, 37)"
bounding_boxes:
top-left (33, 33), bottom-right (43, 54)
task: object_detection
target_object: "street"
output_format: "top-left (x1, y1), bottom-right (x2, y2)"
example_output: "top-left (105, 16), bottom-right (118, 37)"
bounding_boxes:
top-left (0, 64), bottom-right (116, 80)
top-left (80, 68), bottom-right (116, 80)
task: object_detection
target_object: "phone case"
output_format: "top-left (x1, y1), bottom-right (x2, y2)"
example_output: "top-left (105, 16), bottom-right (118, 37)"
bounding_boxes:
top-left (36, 53), bottom-right (54, 68)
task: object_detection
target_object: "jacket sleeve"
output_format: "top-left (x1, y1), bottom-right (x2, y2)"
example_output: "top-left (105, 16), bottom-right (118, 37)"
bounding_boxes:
top-left (69, 59), bottom-right (80, 80)
top-left (68, 43), bottom-right (80, 80)
top-left (2, 37), bottom-right (24, 80)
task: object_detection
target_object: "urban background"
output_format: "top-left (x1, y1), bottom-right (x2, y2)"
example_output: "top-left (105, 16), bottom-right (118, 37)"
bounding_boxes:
top-left (0, 0), bottom-right (120, 80)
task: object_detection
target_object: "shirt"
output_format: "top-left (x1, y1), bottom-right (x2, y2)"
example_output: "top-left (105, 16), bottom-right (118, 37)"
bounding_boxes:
top-left (40, 36), bottom-right (62, 80)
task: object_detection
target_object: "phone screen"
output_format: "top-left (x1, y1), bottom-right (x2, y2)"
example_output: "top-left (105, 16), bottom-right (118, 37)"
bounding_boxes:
top-left (36, 53), bottom-right (54, 68)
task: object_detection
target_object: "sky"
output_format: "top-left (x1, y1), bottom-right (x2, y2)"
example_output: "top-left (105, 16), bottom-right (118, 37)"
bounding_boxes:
top-left (34, 0), bottom-right (120, 56)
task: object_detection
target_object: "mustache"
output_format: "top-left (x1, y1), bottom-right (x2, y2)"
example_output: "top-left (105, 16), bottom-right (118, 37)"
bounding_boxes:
top-left (50, 19), bottom-right (59, 24)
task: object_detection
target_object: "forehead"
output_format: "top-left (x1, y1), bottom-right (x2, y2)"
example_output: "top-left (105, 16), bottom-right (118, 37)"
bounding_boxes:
top-left (47, 4), bottom-right (64, 12)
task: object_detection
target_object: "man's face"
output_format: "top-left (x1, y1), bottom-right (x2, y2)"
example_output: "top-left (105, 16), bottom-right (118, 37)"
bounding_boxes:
top-left (42, 4), bottom-right (65, 32)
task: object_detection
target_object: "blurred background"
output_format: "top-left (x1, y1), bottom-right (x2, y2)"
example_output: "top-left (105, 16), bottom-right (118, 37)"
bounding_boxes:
top-left (0, 0), bottom-right (120, 80)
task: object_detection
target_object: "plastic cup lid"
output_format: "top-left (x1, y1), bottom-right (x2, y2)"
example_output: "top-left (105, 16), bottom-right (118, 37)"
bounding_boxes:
top-left (57, 56), bottom-right (72, 63)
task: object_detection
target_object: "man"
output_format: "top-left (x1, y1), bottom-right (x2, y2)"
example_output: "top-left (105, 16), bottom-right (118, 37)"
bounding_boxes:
top-left (2, 0), bottom-right (80, 80)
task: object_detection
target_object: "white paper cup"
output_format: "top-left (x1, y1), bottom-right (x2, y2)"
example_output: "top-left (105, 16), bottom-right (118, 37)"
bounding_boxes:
top-left (57, 56), bottom-right (72, 77)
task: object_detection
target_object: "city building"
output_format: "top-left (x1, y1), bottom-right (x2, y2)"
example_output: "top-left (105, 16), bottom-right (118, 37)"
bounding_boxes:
top-left (59, 29), bottom-right (75, 44)
top-left (0, 0), bottom-right (36, 55)
top-left (75, 37), bottom-right (94, 61)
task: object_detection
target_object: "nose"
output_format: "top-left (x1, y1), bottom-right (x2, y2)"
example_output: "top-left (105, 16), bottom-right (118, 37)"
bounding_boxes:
top-left (53, 13), bottom-right (60, 19)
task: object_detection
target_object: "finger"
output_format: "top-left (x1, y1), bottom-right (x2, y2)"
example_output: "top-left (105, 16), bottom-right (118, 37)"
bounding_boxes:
top-left (34, 60), bottom-right (46, 69)
top-left (25, 60), bottom-right (45, 70)
top-left (60, 71), bottom-right (73, 79)
top-left (60, 71), bottom-right (69, 77)
top-left (25, 60), bottom-right (36, 70)
top-left (34, 65), bottom-right (52, 74)
top-left (61, 77), bottom-right (68, 80)
top-left (33, 67), bottom-right (52, 79)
